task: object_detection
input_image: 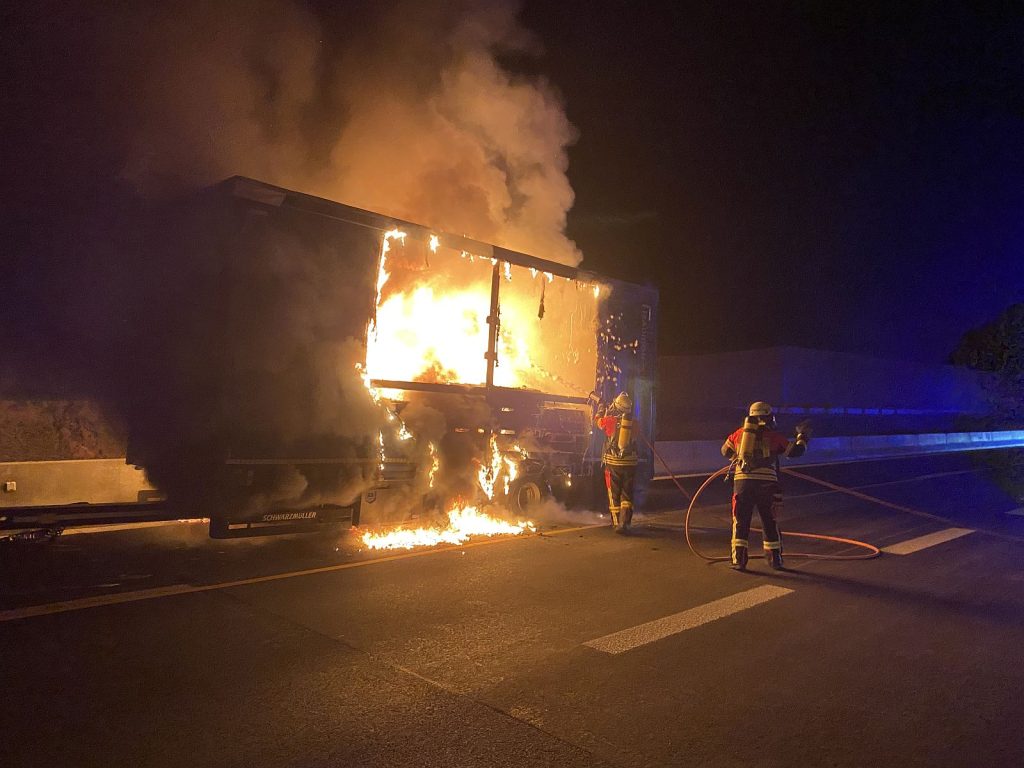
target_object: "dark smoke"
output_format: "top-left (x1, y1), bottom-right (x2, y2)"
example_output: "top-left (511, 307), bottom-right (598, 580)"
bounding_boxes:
top-left (2, 1), bottom-right (579, 515)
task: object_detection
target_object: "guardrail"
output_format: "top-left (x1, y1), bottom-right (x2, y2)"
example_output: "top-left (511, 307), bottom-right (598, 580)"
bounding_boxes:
top-left (653, 429), bottom-right (1024, 478)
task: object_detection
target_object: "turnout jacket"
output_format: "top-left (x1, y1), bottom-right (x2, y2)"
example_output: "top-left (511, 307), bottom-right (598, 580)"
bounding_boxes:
top-left (722, 427), bottom-right (806, 481)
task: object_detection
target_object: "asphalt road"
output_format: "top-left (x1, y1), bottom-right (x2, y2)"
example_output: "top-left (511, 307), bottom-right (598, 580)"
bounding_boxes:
top-left (3, 452), bottom-right (1024, 767)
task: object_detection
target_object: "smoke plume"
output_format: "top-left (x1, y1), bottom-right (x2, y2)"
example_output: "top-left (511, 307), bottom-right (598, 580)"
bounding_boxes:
top-left (2, 0), bottom-right (580, 515)
top-left (110, 0), bottom-right (580, 264)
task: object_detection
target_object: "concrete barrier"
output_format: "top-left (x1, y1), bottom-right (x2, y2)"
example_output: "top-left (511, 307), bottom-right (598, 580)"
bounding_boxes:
top-left (0, 459), bottom-right (158, 507)
top-left (652, 430), bottom-right (1024, 477)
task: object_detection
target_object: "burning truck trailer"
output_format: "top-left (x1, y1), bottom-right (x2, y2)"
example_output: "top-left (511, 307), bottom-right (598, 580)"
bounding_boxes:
top-left (194, 177), bottom-right (658, 539)
top-left (2, 176), bottom-right (657, 541)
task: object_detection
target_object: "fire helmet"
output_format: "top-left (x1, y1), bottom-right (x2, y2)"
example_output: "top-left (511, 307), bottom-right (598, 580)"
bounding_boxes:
top-left (748, 401), bottom-right (773, 418)
top-left (613, 392), bottom-right (633, 413)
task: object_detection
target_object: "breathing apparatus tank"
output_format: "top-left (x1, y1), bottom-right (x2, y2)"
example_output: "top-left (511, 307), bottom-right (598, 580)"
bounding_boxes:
top-left (617, 414), bottom-right (634, 452)
top-left (736, 415), bottom-right (760, 467)
top-left (613, 392), bottom-right (634, 453)
top-left (737, 401), bottom-right (773, 472)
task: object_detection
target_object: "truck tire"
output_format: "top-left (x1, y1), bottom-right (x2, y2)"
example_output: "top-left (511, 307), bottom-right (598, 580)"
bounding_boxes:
top-left (507, 476), bottom-right (548, 516)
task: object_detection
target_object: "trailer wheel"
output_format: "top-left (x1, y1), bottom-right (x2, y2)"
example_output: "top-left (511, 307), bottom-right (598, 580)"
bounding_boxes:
top-left (507, 476), bottom-right (548, 516)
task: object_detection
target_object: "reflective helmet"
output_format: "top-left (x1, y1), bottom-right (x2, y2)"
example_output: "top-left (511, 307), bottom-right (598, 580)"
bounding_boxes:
top-left (748, 401), bottom-right (775, 428)
top-left (613, 392), bottom-right (633, 413)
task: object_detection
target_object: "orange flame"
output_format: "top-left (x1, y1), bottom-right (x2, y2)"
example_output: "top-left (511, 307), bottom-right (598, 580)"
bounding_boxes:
top-left (364, 231), bottom-right (601, 395)
top-left (427, 442), bottom-right (439, 488)
top-left (360, 504), bottom-right (536, 550)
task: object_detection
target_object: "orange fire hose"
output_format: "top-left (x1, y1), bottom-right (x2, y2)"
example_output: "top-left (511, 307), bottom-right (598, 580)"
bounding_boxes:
top-left (643, 436), bottom-right (880, 562)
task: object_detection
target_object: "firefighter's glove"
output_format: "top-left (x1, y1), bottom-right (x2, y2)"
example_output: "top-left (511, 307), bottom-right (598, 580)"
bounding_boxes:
top-left (795, 420), bottom-right (813, 441)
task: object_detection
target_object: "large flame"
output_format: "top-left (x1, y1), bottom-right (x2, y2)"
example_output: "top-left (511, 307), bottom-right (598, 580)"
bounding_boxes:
top-left (365, 231), bottom-right (602, 395)
top-left (354, 229), bottom-right (602, 552)
top-left (361, 504), bottom-right (536, 550)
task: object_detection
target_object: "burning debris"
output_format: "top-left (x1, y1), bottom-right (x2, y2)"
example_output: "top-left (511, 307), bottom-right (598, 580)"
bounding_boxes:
top-left (360, 504), bottom-right (536, 551)
top-left (355, 367), bottom-right (537, 550)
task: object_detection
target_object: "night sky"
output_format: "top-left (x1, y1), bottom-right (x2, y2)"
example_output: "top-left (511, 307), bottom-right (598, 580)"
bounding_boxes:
top-left (4, 1), bottom-right (1023, 374)
top-left (523, 1), bottom-right (1024, 361)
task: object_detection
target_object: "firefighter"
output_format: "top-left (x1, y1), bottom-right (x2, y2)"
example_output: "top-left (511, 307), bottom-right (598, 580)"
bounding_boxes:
top-left (721, 402), bottom-right (809, 570)
top-left (594, 391), bottom-right (639, 533)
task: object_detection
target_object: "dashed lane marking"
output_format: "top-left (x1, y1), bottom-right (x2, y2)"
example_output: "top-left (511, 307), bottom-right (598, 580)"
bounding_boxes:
top-left (584, 585), bottom-right (793, 655)
top-left (882, 527), bottom-right (975, 555)
top-left (0, 524), bottom-right (600, 623)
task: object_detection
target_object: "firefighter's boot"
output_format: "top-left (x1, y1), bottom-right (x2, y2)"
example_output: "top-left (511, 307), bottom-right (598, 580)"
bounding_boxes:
top-left (621, 503), bottom-right (633, 533)
top-left (609, 507), bottom-right (621, 530)
top-left (731, 545), bottom-right (749, 571)
top-left (765, 545), bottom-right (784, 570)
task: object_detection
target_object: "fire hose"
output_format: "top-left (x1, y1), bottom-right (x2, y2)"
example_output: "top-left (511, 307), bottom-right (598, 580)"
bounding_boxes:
top-left (641, 436), bottom-right (881, 563)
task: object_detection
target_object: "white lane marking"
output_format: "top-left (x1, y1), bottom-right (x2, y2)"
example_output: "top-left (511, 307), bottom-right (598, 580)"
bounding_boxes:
top-left (882, 527), bottom-right (975, 555)
top-left (584, 585), bottom-right (793, 655)
top-left (0, 584), bottom-right (202, 621)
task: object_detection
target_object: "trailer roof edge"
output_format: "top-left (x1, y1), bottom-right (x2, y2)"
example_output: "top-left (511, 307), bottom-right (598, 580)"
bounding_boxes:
top-left (220, 175), bottom-right (654, 296)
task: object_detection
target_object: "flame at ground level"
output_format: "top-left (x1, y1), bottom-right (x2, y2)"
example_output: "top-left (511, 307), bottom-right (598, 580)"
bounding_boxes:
top-left (360, 505), bottom-right (536, 550)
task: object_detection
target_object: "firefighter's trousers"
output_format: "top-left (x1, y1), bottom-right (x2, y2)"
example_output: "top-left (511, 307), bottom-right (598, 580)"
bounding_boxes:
top-left (731, 479), bottom-right (783, 563)
top-left (604, 465), bottom-right (636, 528)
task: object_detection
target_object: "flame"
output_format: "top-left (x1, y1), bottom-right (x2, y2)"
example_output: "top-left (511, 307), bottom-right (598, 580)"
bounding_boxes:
top-left (427, 442), bottom-right (439, 488)
top-left (364, 230), bottom-right (600, 395)
top-left (355, 362), bottom-right (380, 404)
top-left (477, 435), bottom-right (501, 499)
top-left (376, 229), bottom-right (406, 298)
top-left (476, 435), bottom-right (524, 500)
top-left (503, 445), bottom-right (523, 496)
top-left (360, 504), bottom-right (536, 550)
top-left (368, 284), bottom-right (491, 385)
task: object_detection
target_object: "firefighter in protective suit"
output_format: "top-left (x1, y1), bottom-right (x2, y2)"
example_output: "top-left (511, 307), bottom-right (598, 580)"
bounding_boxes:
top-left (721, 402), bottom-right (809, 570)
top-left (594, 391), bottom-right (639, 533)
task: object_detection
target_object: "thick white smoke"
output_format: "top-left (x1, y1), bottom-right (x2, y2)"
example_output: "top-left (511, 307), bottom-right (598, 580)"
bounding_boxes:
top-left (114, 0), bottom-right (581, 265)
